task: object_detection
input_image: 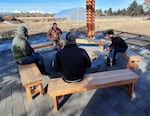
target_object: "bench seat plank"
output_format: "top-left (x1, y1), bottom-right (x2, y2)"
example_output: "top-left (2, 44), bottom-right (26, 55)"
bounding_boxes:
top-left (19, 63), bottom-right (43, 86)
top-left (32, 42), bottom-right (53, 50)
top-left (18, 63), bottom-right (44, 100)
top-left (48, 69), bottom-right (139, 95)
top-left (48, 69), bottom-right (139, 111)
top-left (76, 38), bottom-right (104, 50)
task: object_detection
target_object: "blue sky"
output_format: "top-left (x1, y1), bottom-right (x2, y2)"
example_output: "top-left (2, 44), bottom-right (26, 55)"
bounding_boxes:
top-left (0, 0), bottom-right (145, 13)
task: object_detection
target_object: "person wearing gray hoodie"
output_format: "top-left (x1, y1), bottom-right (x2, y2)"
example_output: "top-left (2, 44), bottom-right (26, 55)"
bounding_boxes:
top-left (12, 26), bottom-right (47, 74)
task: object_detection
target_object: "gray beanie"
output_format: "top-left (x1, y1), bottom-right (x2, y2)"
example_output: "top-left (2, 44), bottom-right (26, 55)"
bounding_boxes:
top-left (16, 26), bottom-right (28, 35)
top-left (66, 32), bottom-right (77, 44)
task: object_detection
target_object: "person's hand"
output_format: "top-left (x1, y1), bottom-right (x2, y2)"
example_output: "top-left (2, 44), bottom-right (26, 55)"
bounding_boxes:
top-left (104, 47), bottom-right (110, 51)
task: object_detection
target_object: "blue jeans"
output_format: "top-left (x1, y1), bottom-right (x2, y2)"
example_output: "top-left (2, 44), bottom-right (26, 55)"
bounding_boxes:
top-left (16, 53), bottom-right (45, 74)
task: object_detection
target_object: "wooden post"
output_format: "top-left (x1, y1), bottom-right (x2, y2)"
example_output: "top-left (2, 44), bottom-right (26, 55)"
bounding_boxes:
top-left (86, 0), bottom-right (95, 38)
top-left (91, 0), bottom-right (95, 37)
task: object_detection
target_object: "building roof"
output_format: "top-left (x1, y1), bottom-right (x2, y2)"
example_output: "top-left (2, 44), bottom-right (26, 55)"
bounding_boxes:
top-left (55, 7), bottom-right (85, 20)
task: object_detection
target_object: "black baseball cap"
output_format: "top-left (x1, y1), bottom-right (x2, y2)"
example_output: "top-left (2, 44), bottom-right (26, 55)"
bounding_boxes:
top-left (106, 29), bottom-right (114, 35)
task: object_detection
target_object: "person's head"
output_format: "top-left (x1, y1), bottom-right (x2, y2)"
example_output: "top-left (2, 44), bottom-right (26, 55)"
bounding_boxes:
top-left (65, 32), bottom-right (77, 45)
top-left (52, 22), bottom-right (57, 29)
top-left (16, 26), bottom-right (28, 37)
top-left (106, 29), bottom-right (114, 38)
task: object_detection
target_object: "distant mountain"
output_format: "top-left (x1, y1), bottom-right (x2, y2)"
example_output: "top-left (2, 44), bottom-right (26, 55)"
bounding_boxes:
top-left (0, 10), bottom-right (46, 14)
top-left (0, 12), bottom-right (13, 14)
top-left (29, 10), bottom-right (45, 14)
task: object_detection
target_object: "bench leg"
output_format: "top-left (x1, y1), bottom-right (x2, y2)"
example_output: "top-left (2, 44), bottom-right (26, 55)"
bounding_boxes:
top-left (38, 83), bottom-right (45, 95)
top-left (52, 96), bottom-right (59, 111)
top-left (25, 86), bottom-right (32, 100)
top-left (128, 83), bottom-right (134, 97)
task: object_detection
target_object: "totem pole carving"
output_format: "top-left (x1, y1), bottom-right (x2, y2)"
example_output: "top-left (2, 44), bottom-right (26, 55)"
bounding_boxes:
top-left (86, 0), bottom-right (95, 38)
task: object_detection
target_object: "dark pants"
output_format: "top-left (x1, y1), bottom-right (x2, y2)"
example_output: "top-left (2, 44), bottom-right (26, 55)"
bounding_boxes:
top-left (16, 53), bottom-right (46, 74)
top-left (109, 47), bottom-right (127, 60)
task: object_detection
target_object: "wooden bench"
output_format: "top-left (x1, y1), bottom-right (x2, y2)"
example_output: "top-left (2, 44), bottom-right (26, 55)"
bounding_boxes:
top-left (121, 49), bottom-right (141, 71)
top-left (76, 38), bottom-right (104, 50)
top-left (32, 42), bottom-right (53, 50)
top-left (47, 69), bottom-right (139, 111)
top-left (18, 63), bottom-right (45, 100)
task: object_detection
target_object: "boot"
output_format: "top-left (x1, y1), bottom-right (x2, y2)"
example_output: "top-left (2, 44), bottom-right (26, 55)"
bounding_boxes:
top-left (112, 57), bottom-right (116, 65)
top-left (106, 57), bottom-right (110, 66)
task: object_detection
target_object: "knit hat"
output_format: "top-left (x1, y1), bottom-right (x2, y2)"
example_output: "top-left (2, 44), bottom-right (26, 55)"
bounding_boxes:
top-left (66, 32), bottom-right (77, 44)
top-left (106, 29), bottom-right (114, 35)
top-left (16, 26), bottom-right (28, 35)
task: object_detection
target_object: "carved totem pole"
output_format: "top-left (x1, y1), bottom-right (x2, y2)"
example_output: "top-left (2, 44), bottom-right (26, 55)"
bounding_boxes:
top-left (86, 0), bottom-right (95, 38)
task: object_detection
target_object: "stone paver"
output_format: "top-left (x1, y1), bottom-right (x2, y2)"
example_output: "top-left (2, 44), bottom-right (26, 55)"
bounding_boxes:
top-left (0, 42), bottom-right (150, 116)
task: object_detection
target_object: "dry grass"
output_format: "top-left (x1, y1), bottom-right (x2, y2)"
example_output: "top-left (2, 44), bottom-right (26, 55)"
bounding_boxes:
top-left (95, 16), bottom-right (150, 35)
top-left (0, 16), bottom-right (150, 39)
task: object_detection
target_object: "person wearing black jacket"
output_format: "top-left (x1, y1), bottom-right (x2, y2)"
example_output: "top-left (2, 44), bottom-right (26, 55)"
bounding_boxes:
top-left (54, 32), bottom-right (91, 83)
top-left (104, 30), bottom-right (128, 66)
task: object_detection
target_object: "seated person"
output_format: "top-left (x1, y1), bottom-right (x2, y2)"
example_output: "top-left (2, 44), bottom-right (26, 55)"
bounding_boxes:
top-left (104, 30), bottom-right (128, 66)
top-left (47, 22), bottom-right (64, 50)
top-left (12, 26), bottom-right (47, 74)
top-left (54, 32), bottom-right (91, 83)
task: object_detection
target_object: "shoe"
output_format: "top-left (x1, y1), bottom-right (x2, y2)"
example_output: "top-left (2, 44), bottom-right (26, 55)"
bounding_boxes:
top-left (112, 60), bottom-right (116, 65)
